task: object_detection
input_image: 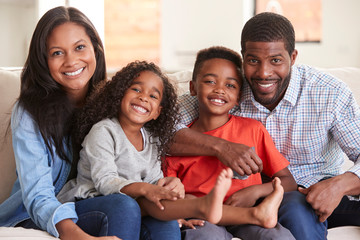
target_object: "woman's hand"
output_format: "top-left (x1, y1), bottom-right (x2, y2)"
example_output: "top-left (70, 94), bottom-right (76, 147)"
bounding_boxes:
top-left (157, 177), bottom-right (185, 198)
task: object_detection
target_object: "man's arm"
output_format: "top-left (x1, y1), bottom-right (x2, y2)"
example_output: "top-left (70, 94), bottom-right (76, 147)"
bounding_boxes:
top-left (169, 128), bottom-right (263, 176)
top-left (298, 172), bottom-right (360, 222)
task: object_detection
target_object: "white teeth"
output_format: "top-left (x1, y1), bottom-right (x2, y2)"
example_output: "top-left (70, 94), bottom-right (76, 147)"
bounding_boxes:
top-left (132, 105), bottom-right (147, 113)
top-left (211, 98), bottom-right (225, 104)
top-left (259, 83), bottom-right (274, 88)
top-left (64, 67), bottom-right (84, 76)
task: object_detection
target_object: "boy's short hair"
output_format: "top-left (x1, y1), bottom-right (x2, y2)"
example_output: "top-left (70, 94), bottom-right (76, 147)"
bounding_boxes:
top-left (192, 46), bottom-right (243, 83)
top-left (241, 12), bottom-right (295, 56)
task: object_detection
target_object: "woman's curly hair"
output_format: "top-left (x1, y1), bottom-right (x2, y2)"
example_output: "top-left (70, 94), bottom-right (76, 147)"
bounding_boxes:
top-left (73, 60), bottom-right (179, 160)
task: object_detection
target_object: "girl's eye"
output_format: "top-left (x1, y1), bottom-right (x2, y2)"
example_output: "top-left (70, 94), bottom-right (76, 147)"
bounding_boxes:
top-left (150, 94), bottom-right (158, 99)
top-left (131, 88), bottom-right (140, 92)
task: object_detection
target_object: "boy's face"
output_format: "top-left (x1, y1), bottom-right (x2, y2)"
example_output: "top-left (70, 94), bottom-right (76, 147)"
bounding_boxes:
top-left (190, 58), bottom-right (241, 117)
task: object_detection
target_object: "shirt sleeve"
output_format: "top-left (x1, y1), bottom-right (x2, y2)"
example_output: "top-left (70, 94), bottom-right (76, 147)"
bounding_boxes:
top-left (81, 123), bottom-right (136, 195)
top-left (177, 93), bottom-right (200, 126)
top-left (11, 106), bottom-right (77, 238)
top-left (331, 83), bottom-right (360, 178)
top-left (163, 156), bottom-right (178, 177)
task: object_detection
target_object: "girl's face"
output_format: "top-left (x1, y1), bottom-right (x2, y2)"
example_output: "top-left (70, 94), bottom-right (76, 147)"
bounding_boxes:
top-left (119, 71), bottom-right (163, 128)
top-left (47, 22), bottom-right (96, 103)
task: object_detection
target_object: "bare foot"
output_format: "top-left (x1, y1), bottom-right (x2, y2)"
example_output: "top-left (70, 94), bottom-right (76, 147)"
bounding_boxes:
top-left (253, 177), bottom-right (284, 228)
top-left (199, 168), bottom-right (233, 224)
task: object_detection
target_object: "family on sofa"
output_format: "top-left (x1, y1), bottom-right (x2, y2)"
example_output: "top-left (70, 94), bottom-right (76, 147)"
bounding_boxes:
top-left (0, 5), bottom-right (359, 240)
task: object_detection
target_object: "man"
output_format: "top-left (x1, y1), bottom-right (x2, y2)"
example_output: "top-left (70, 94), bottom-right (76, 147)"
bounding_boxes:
top-left (170, 12), bottom-right (360, 240)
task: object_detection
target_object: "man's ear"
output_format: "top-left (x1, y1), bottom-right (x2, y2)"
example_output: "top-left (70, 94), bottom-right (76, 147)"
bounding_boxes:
top-left (190, 81), bottom-right (197, 96)
top-left (290, 49), bottom-right (298, 66)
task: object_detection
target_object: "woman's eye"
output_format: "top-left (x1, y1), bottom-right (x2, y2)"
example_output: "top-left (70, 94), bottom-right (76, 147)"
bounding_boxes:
top-left (76, 45), bottom-right (85, 50)
top-left (51, 51), bottom-right (62, 56)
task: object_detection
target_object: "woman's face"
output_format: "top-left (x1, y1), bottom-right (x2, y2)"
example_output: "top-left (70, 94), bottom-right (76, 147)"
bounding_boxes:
top-left (47, 22), bottom-right (96, 103)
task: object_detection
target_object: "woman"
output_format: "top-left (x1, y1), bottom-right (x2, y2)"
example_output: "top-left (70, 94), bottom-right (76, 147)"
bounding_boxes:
top-left (0, 6), bottom-right (144, 240)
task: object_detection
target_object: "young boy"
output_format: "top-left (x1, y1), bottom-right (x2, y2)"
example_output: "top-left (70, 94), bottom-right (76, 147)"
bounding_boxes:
top-left (165, 46), bottom-right (297, 240)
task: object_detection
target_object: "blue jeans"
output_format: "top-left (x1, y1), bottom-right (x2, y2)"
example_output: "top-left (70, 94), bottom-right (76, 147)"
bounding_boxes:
top-left (18, 194), bottom-right (142, 240)
top-left (140, 216), bottom-right (181, 240)
top-left (278, 191), bottom-right (328, 240)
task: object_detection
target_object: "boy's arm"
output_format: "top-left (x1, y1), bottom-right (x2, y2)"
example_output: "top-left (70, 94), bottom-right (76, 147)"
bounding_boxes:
top-left (169, 128), bottom-right (263, 175)
top-left (224, 168), bottom-right (296, 207)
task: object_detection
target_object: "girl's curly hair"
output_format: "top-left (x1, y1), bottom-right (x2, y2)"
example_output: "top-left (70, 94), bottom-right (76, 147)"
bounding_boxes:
top-left (73, 61), bottom-right (179, 160)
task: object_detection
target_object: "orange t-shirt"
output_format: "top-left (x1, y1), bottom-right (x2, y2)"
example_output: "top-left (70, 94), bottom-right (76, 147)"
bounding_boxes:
top-left (165, 115), bottom-right (289, 201)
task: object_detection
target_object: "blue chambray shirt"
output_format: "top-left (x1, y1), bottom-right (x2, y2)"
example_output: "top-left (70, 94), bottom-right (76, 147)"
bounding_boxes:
top-left (177, 64), bottom-right (360, 190)
top-left (0, 103), bottom-right (78, 237)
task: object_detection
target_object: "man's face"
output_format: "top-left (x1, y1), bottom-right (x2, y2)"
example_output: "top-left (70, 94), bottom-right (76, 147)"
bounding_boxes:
top-left (242, 41), bottom-right (297, 110)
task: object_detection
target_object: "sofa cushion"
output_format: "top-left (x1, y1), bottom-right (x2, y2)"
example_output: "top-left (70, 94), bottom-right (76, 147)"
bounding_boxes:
top-left (0, 68), bottom-right (21, 203)
top-left (0, 227), bottom-right (58, 239)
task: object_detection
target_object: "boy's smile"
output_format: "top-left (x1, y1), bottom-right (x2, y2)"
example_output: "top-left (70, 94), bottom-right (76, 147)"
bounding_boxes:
top-left (191, 58), bottom-right (241, 118)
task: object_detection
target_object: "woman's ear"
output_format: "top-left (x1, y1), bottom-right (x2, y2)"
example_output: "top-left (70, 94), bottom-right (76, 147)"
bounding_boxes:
top-left (190, 81), bottom-right (197, 96)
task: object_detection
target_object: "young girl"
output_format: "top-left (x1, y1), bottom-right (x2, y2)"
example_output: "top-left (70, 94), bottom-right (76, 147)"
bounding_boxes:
top-left (57, 61), bottom-right (234, 240)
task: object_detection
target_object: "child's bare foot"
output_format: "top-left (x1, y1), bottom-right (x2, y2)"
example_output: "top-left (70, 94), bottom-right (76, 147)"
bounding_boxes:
top-left (253, 177), bottom-right (284, 228)
top-left (199, 168), bottom-right (233, 224)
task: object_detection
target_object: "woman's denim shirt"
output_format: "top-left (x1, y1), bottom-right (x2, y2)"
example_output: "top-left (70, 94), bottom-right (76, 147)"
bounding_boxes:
top-left (0, 103), bottom-right (78, 237)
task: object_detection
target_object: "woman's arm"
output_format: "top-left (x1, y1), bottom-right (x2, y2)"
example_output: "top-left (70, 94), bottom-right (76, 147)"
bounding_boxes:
top-left (11, 106), bottom-right (77, 237)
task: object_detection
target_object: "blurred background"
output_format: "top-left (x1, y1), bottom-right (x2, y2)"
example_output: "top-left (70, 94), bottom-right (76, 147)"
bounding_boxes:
top-left (1, 0), bottom-right (359, 73)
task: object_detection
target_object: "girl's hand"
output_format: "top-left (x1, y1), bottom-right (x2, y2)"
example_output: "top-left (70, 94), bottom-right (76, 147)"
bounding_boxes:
top-left (157, 177), bottom-right (185, 198)
top-left (178, 219), bottom-right (205, 229)
top-left (143, 184), bottom-right (181, 210)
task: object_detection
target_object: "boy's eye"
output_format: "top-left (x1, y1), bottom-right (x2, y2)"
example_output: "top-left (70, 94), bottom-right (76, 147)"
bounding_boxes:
top-left (226, 83), bottom-right (236, 88)
top-left (204, 80), bottom-right (215, 84)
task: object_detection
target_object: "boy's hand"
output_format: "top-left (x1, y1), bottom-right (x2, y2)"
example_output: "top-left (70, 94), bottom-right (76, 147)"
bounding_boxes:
top-left (143, 184), bottom-right (181, 210)
top-left (224, 185), bottom-right (262, 207)
top-left (178, 219), bottom-right (205, 229)
top-left (157, 177), bottom-right (185, 198)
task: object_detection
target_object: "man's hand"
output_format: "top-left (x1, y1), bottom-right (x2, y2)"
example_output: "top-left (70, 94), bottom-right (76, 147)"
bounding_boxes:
top-left (216, 141), bottom-right (263, 176)
top-left (298, 177), bottom-right (344, 222)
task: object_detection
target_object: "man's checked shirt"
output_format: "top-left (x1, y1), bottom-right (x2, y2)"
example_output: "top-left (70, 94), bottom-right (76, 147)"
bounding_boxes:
top-left (177, 64), bottom-right (360, 189)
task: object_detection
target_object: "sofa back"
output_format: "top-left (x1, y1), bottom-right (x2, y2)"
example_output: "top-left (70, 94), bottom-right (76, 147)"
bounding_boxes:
top-left (0, 68), bottom-right (21, 203)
